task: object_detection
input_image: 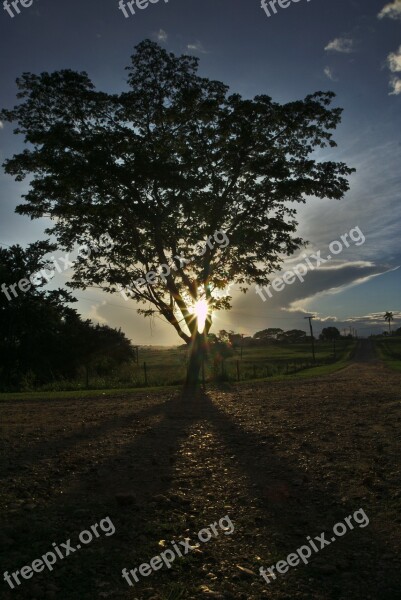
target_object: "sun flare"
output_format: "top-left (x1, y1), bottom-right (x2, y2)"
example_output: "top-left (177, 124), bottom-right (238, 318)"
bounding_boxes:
top-left (193, 299), bottom-right (209, 333)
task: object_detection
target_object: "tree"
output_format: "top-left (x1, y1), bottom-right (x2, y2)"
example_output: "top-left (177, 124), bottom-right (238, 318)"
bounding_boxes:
top-left (0, 244), bottom-right (135, 390)
top-left (61, 317), bottom-right (136, 387)
top-left (319, 326), bottom-right (341, 341)
top-left (0, 241), bottom-right (75, 388)
top-left (217, 330), bottom-right (231, 344)
top-left (384, 311), bottom-right (394, 335)
top-left (1, 40), bottom-right (355, 388)
top-left (253, 328), bottom-right (283, 342)
top-left (280, 329), bottom-right (307, 343)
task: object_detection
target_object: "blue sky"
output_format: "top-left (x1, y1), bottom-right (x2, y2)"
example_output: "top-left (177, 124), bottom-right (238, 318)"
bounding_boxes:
top-left (1, 0), bottom-right (400, 344)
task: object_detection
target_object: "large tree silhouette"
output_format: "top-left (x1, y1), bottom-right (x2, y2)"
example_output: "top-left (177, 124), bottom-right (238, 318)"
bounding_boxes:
top-left (1, 40), bottom-right (355, 386)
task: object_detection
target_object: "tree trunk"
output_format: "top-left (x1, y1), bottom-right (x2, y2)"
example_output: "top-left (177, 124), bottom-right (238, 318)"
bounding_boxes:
top-left (185, 330), bottom-right (206, 389)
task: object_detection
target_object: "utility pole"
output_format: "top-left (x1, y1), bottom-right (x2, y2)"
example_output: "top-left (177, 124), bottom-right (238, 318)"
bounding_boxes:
top-left (304, 316), bottom-right (316, 363)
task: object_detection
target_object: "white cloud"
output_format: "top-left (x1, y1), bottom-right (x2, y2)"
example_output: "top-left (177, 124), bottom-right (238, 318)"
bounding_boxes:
top-left (388, 46), bottom-right (401, 72)
top-left (348, 311), bottom-right (401, 322)
top-left (390, 76), bottom-right (401, 94)
top-left (186, 41), bottom-right (208, 54)
top-left (0, 121), bottom-right (3, 130)
top-left (385, 46), bottom-right (401, 94)
top-left (154, 29), bottom-right (168, 42)
top-left (324, 66), bottom-right (338, 81)
top-left (86, 301), bottom-right (109, 325)
top-left (378, 1), bottom-right (401, 20)
top-left (324, 37), bottom-right (354, 53)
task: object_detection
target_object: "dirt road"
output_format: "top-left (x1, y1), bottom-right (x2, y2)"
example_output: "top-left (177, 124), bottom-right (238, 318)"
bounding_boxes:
top-left (351, 338), bottom-right (378, 362)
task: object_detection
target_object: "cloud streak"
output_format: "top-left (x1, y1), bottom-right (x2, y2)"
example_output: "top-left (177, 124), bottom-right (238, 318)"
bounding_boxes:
top-left (186, 41), bottom-right (209, 54)
top-left (324, 66), bottom-right (338, 81)
top-left (378, 1), bottom-right (401, 21)
top-left (324, 38), bottom-right (354, 53)
top-left (283, 263), bottom-right (393, 311)
top-left (387, 45), bottom-right (401, 94)
top-left (154, 29), bottom-right (168, 42)
top-left (378, 3), bottom-right (401, 93)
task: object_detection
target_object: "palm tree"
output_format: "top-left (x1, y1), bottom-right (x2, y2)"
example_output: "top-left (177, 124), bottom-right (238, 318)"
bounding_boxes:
top-left (384, 311), bottom-right (394, 335)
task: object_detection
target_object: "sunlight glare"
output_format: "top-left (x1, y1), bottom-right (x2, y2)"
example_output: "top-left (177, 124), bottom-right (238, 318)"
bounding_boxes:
top-left (193, 299), bottom-right (209, 333)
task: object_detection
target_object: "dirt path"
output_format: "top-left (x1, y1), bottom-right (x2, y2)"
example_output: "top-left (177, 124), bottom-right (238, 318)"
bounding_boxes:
top-left (351, 338), bottom-right (378, 362)
top-left (1, 349), bottom-right (400, 600)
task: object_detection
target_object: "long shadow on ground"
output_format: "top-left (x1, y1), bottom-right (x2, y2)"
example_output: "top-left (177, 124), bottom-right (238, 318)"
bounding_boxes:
top-left (1, 387), bottom-right (399, 600)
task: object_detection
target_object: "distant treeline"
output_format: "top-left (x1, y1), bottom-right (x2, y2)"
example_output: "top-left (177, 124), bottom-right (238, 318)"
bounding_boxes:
top-left (203, 326), bottom-right (347, 348)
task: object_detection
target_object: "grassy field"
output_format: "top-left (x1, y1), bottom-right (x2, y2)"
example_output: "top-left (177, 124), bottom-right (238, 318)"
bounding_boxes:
top-left (374, 336), bottom-right (401, 372)
top-left (0, 339), bottom-right (356, 400)
top-left (119, 338), bottom-right (355, 385)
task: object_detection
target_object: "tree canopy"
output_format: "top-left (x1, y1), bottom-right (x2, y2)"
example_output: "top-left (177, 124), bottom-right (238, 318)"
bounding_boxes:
top-left (1, 40), bottom-right (355, 383)
top-left (0, 244), bottom-right (135, 390)
top-left (253, 328), bottom-right (284, 340)
top-left (319, 326), bottom-right (341, 341)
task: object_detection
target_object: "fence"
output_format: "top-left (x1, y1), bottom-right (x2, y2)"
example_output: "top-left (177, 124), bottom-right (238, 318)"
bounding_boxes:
top-left (131, 356), bottom-right (335, 388)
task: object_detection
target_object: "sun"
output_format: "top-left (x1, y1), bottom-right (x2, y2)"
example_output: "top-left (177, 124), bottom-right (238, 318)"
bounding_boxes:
top-left (192, 299), bottom-right (209, 333)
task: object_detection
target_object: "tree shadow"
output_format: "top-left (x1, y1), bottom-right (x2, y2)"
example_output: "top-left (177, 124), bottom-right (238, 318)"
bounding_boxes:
top-left (1, 387), bottom-right (399, 600)
top-left (0, 392), bottom-right (175, 478)
top-left (0, 394), bottom-right (203, 599)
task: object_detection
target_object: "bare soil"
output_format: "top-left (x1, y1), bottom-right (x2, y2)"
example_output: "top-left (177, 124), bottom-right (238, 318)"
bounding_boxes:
top-left (1, 341), bottom-right (400, 599)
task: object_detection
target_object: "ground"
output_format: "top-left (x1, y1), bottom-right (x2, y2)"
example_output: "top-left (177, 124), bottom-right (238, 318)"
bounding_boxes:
top-left (0, 341), bottom-right (400, 599)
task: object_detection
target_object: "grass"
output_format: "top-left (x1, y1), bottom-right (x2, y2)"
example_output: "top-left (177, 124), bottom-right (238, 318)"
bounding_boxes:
top-left (236, 339), bottom-right (356, 383)
top-left (374, 336), bottom-right (401, 372)
top-left (107, 339), bottom-right (355, 386)
top-left (0, 340), bottom-right (356, 401)
top-left (0, 384), bottom-right (177, 402)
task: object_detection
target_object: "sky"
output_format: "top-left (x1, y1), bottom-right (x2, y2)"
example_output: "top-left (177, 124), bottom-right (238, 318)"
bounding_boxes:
top-left (0, 0), bottom-right (400, 344)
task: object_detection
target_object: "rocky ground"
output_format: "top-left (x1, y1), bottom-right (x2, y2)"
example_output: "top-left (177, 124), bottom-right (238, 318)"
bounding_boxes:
top-left (1, 341), bottom-right (400, 599)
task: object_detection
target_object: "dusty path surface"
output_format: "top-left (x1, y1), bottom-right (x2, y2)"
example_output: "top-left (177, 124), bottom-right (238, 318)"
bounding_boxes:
top-left (1, 346), bottom-right (400, 600)
top-left (350, 338), bottom-right (378, 363)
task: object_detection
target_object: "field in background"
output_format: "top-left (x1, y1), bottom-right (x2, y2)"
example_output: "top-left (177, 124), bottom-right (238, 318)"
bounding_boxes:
top-left (0, 339), bottom-right (356, 399)
top-left (135, 339), bottom-right (356, 386)
top-left (375, 337), bottom-right (401, 372)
